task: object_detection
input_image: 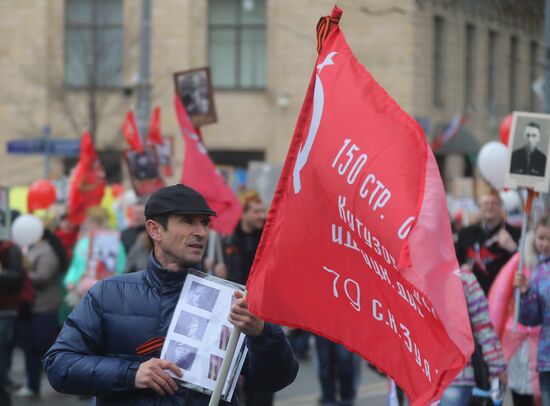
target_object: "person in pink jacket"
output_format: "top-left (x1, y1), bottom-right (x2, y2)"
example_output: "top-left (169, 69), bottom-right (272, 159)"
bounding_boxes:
top-left (489, 226), bottom-right (542, 406)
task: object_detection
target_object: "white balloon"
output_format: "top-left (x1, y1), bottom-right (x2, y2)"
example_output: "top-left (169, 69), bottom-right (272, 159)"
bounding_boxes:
top-left (500, 190), bottom-right (521, 213)
top-left (11, 214), bottom-right (44, 247)
top-left (478, 141), bottom-right (508, 190)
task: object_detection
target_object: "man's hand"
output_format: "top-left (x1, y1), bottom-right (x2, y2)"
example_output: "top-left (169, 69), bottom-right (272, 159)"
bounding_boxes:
top-left (229, 291), bottom-right (264, 337)
top-left (496, 228), bottom-right (517, 253)
top-left (514, 271), bottom-right (530, 294)
top-left (135, 358), bottom-right (182, 396)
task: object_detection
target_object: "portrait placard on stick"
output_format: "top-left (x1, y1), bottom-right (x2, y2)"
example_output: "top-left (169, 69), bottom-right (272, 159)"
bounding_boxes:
top-left (123, 149), bottom-right (164, 196)
top-left (505, 111), bottom-right (550, 193)
top-left (160, 271), bottom-right (247, 402)
top-left (174, 67), bottom-right (217, 127)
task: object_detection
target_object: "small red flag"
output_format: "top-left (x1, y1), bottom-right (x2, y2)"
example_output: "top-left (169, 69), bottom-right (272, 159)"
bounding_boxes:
top-left (148, 106), bottom-right (163, 145)
top-left (430, 113), bottom-right (468, 152)
top-left (175, 94), bottom-right (242, 235)
top-left (67, 131), bottom-right (106, 225)
top-left (122, 111), bottom-right (143, 152)
top-left (246, 7), bottom-right (473, 405)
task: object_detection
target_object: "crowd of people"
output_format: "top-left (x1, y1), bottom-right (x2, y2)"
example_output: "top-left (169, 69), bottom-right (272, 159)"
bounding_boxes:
top-left (1, 184), bottom-right (550, 406)
top-left (441, 189), bottom-right (548, 406)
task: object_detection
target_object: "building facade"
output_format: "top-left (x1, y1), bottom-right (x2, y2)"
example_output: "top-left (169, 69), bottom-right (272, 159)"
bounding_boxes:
top-left (0, 0), bottom-right (544, 189)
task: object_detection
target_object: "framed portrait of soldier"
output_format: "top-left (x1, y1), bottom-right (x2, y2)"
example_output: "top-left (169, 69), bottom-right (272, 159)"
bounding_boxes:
top-left (174, 67), bottom-right (217, 127)
top-left (123, 148), bottom-right (164, 196)
top-left (504, 111), bottom-right (550, 193)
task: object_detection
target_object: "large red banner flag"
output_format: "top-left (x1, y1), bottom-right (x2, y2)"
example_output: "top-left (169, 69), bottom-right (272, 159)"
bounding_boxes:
top-left (246, 7), bottom-right (473, 405)
top-left (175, 94), bottom-right (242, 235)
top-left (67, 131), bottom-right (106, 225)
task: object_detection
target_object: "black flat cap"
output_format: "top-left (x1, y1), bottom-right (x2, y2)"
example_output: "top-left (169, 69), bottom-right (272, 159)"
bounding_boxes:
top-left (144, 184), bottom-right (217, 218)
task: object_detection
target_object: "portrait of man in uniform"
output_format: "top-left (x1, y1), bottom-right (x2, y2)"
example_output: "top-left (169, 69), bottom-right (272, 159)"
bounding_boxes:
top-left (166, 340), bottom-right (197, 371)
top-left (509, 121), bottom-right (547, 177)
top-left (174, 67), bottom-right (217, 127)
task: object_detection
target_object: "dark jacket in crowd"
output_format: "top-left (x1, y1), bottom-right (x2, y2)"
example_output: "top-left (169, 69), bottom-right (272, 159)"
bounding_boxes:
top-left (0, 241), bottom-right (24, 312)
top-left (222, 226), bottom-right (263, 285)
top-left (42, 254), bottom-right (298, 405)
top-left (455, 221), bottom-right (521, 294)
top-left (121, 225), bottom-right (146, 254)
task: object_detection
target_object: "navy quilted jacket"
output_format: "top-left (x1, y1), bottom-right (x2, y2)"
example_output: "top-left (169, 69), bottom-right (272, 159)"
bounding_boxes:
top-left (42, 254), bottom-right (298, 405)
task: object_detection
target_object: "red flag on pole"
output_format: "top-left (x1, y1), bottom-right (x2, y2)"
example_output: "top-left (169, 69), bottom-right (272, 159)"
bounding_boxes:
top-left (246, 7), bottom-right (473, 405)
top-left (148, 106), bottom-right (164, 145)
top-left (67, 131), bottom-right (106, 225)
top-left (175, 94), bottom-right (242, 235)
top-left (122, 110), bottom-right (144, 152)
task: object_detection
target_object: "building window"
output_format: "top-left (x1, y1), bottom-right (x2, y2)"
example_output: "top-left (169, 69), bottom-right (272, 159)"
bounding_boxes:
top-left (530, 40), bottom-right (539, 111)
top-left (509, 35), bottom-right (519, 111)
top-left (208, 0), bottom-right (266, 89)
top-left (487, 30), bottom-right (498, 110)
top-left (64, 0), bottom-right (123, 88)
top-left (464, 23), bottom-right (475, 109)
top-left (433, 16), bottom-right (445, 107)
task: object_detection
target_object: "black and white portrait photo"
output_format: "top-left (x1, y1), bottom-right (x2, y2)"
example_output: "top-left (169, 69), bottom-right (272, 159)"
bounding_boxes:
top-left (165, 340), bottom-right (197, 371)
top-left (174, 67), bottom-right (217, 127)
top-left (505, 112), bottom-right (550, 193)
top-left (174, 310), bottom-right (209, 341)
top-left (184, 281), bottom-right (220, 312)
top-left (509, 121), bottom-right (547, 177)
top-left (123, 149), bottom-right (164, 196)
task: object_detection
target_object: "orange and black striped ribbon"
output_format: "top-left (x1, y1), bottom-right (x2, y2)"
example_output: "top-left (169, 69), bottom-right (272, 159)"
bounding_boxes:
top-left (316, 7), bottom-right (342, 53)
top-left (136, 337), bottom-right (165, 356)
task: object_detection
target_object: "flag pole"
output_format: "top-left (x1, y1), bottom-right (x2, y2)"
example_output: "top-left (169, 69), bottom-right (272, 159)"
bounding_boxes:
top-left (513, 189), bottom-right (536, 331)
top-left (208, 293), bottom-right (245, 406)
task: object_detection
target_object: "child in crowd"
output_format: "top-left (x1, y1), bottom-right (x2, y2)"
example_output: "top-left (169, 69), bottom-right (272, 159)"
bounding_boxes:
top-left (515, 215), bottom-right (550, 406)
top-left (489, 227), bottom-right (543, 406)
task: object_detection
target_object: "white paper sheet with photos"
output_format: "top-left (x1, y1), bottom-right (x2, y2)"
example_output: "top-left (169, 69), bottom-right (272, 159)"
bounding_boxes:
top-left (160, 270), bottom-right (248, 402)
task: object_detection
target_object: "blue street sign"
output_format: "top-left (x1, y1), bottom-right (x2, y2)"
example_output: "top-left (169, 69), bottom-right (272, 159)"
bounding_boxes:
top-left (7, 138), bottom-right (81, 157)
top-left (49, 139), bottom-right (81, 156)
top-left (7, 139), bottom-right (45, 154)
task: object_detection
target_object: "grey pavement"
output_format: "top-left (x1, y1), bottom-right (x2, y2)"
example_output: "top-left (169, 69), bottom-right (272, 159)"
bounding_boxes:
top-left (9, 347), bottom-right (388, 406)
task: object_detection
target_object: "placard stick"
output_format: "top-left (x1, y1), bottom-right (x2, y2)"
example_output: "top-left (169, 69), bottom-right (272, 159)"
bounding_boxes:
top-left (208, 292), bottom-right (245, 406)
top-left (513, 189), bottom-right (537, 331)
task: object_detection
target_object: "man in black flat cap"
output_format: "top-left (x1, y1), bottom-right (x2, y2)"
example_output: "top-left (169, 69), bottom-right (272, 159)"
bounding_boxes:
top-left (43, 184), bottom-right (298, 405)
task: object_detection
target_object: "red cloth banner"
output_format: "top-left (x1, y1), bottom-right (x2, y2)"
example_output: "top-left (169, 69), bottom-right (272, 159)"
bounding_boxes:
top-left (122, 110), bottom-right (144, 152)
top-left (148, 106), bottom-right (164, 145)
top-left (175, 94), bottom-right (242, 235)
top-left (246, 7), bottom-right (472, 405)
top-left (67, 131), bottom-right (106, 225)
